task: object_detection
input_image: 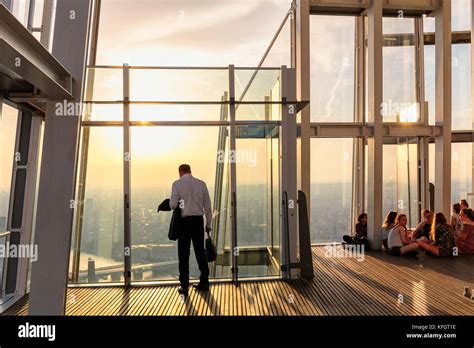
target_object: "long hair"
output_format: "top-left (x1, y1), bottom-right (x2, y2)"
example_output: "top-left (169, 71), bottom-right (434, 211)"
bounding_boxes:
top-left (357, 213), bottom-right (367, 225)
top-left (383, 211), bottom-right (397, 228)
top-left (430, 212), bottom-right (448, 241)
top-left (453, 203), bottom-right (461, 215)
top-left (395, 214), bottom-right (407, 225)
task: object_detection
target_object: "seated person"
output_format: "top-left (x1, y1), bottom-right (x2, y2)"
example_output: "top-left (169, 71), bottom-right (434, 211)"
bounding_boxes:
top-left (381, 211), bottom-right (397, 251)
top-left (411, 209), bottom-right (433, 242)
top-left (457, 209), bottom-right (474, 254)
top-left (418, 213), bottom-right (456, 257)
top-left (343, 213), bottom-right (369, 249)
top-left (451, 203), bottom-right (463, 233)
top-left (387, 214), bottom-right (419, 256)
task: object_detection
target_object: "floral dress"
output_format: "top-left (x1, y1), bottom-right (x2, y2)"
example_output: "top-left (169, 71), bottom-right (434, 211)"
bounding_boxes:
top-left (434, 224), bottom-right (456, 257)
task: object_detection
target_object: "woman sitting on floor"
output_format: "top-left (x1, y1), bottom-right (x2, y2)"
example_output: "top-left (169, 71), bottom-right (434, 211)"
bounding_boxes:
top-left (343, 213), bottom-right (369, 249)
top-left (451, 203), bottom-right (463, 233)
top-left (387, 214), bottom-right (419, 256)
top-left (418, 213), bottom-right (456, 257)
top-left (411, 209), bottom-right (433, 242)
top-left (381, 211), bottom-right (397, 251)
top-left (457, 209), bottom-right (474, 254)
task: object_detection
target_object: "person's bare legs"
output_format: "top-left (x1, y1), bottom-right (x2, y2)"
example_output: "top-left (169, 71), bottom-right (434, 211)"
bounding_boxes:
top-left (418, 241), bottom-right (440, 256)
top-left (400, 243), bottom-right (419, 255)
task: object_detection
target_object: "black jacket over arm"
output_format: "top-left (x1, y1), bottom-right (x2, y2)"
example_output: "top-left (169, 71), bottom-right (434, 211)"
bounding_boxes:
top-left (157, 198), bottom-right (182, 241)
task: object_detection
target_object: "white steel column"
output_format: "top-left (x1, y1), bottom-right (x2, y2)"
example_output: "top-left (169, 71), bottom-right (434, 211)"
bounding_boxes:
top-left (352, 16), bottom-right (366, 229)
top-left (434, 0), bottom-right (452, 217)
top-left (29, 0), bottom-right (92, 315)
top-left (123, 64), bottom-right (132, 287)
top-left (415, 17), bottom-right (429, 217)
top-left (281, 66), bottom-right (298, 279)
top-left (228, 65), bottom-right (238, 284)
top-left (295, 0), bottom-right (311, 222)
top-left (366, 0), bottom-right (383, 249)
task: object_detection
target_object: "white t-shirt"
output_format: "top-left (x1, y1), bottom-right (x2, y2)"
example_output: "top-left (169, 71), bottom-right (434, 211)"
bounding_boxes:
top-left (388, 226), bottom-right (404, 248)
top-left (381, 227), bottom-right (391, 240)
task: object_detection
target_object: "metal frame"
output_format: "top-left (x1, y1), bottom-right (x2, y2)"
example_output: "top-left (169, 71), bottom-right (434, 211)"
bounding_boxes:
top-left (123, 64), bottom-right (132, 287)
top-left (434, 0), bottom-right (452, 217)
top-left (0, 4), bottom-right (73, 101)
top-left (70, 63), bottom-right (300, 286)
top-left (228, 65), bottom-right (239, 284)
top-left (366, 0), bottom-right (383, 249)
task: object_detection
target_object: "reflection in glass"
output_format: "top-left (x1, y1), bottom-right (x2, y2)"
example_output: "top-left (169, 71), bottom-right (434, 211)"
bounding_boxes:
top-left (452, 143), bottom-right (473, 206)
top-left (0, 105), bottom-right (18, 232)
top-left (383, 139), bottom-right (419, 227)
top-left (311, 138), bottom-right (353, 243)
top-left (73, 127), bottom-right (124, 283)
top-left (310, 16), bottom-right (355, 122)
top-left (452, 44), bottom-right (472, 130)
top-left (235, 124), bottom-right (280, 277)
top-left (130, 127), bottom-right (219, 281)
top-left (383, 18), bottom-right (417, 123)
top-left (235, 69), bottom-right (281, 121)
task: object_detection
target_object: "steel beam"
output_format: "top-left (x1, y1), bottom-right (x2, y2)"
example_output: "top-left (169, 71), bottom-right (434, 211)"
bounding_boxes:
top-left (310, 0), bottom-right (439, 16)
top-left (0, 4), bottom-right (73, 100)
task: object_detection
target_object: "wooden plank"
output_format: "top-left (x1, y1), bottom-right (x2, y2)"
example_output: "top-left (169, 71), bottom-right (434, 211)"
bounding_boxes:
top-left (3, 247), bottom-right (473, 317)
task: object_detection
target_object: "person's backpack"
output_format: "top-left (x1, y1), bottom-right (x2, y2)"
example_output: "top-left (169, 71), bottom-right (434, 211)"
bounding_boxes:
top-left (205, 231), bottom-right (217, 262)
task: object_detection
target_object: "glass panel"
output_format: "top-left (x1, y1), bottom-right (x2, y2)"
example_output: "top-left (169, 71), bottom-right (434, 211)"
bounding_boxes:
top-left (73, 127), bottom-right (124, 283)
top-left (452, 143), bottom-right (473, 205)
top-left (383, 138), bottom-right (419, 228)
top-left (235, 124), bottom-right (280, 278)
top-left (310, 138), bottom-right (353, 243)
top-left (12, 0), bottom-right (30, 27)
top-left (130, 127), bottom-right (222, 281)
top-left (27, 121), bottom-right (44, 292)
top-left (452, 0), bottom-right (471, 32)
top-left (130, 69), bottom-right (228, 102)
top-left (95, 0), bottom-right (290, 67)
top-left (382, 18), bottom-right (418, 123)
top-left (452, 44), bottom-right (472, 130)
top-left (310, 16), bottom-right (355, 122)
top-left (130, 104), bottom-right (225, 122)
top-left (235, 69), bottom-right (281, 121)
top-left (84, 68), bottom-right (123, 102)
top-left (0, 104), bottom-right (19, 232)
top-left (425, 43), bottom-right (472, 130)
top-left (83, 104), bottom-right (123, 122)
top-left (424, 45), bottom-right (436, 126)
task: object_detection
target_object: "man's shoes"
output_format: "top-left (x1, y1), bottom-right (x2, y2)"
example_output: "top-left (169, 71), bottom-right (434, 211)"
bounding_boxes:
top-left (178, 287), bottom-right (189, 297)
top-left (193, 283), bottom-right (209, 292)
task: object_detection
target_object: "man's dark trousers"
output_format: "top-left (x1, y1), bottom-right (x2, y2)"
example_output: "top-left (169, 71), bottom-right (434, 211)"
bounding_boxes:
top-left (178, 216), bottom-right (209, 289)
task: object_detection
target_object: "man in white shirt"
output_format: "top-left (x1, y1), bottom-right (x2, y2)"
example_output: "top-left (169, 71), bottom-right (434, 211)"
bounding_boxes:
top-left (170, 164), bottom-right (212, 296)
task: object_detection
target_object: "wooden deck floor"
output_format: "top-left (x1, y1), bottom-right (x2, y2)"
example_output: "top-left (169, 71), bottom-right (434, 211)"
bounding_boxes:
top-left (4, 247), bottom-right (473, 316)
